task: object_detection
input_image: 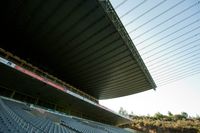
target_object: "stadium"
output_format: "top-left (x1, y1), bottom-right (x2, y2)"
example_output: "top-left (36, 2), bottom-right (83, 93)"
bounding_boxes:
top-left (0, 0), bottom-right (156, 132)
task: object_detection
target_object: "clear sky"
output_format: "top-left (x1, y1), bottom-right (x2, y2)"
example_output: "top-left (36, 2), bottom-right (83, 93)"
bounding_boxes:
top-left (100, 73), bottom-right (200, 116)
top-left (99, 0), bottom-right (200, 117)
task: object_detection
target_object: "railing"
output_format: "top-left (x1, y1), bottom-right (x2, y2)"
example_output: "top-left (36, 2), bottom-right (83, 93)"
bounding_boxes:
top-left (0, 48), bottom-right (98, 103)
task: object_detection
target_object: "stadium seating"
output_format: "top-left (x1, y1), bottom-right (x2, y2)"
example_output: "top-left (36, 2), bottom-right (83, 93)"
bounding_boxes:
top-left (0, 97), bottom-right (131, 133)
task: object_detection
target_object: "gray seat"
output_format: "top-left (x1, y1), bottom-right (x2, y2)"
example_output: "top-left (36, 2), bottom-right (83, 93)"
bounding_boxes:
top-left (0, 98), bottom-right (130, 133)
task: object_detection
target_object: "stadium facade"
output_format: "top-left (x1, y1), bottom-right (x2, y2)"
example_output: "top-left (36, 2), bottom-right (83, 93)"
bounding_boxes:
top-left (0, 0), bottom-right (156, 130)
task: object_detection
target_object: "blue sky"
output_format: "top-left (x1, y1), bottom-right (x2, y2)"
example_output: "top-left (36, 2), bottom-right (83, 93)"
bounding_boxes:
top-left (100, 0), bottom-right (200, 117)
top-left (100, 73), bottom-right (200, 116)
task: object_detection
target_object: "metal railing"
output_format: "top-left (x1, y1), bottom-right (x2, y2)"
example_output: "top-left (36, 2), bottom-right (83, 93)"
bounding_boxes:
top-left (0, 48), bottom-right (98, 103)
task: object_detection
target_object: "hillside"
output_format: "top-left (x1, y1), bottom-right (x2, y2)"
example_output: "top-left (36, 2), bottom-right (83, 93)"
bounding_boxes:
top-left (119, 109), bottom-right (200, 133)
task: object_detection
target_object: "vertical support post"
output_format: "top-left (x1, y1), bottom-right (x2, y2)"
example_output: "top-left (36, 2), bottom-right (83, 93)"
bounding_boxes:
top-left (35, 98), bottom-right (39, 105)
top-left (10, 90), bottom-right (15, 98)
top-left (54, 104), bottom-right (57, 110)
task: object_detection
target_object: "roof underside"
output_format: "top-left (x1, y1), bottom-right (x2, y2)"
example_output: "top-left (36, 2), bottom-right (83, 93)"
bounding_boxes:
top-left (0, 0), bottom-right (156, 99)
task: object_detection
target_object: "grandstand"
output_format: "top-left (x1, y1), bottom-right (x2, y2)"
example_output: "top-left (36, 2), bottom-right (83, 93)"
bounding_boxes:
top-left (0, 0), bottom-right (156, 132)
top-left (0, 96), bottom-right (133, 133)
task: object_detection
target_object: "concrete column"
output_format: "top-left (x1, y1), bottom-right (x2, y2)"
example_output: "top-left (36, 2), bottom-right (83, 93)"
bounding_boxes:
top-left (35, 98), bottom-right (39, 105)
top-left (10, 91), bottom-right (15, 98)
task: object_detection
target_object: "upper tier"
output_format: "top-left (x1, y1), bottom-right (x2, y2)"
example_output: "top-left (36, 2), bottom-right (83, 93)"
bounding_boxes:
top-left (0, 0), bottom-right (156, 99)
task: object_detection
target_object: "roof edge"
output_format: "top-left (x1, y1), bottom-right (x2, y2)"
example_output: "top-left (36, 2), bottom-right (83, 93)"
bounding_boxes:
top-left (97, 0), bottom-right (156, 90)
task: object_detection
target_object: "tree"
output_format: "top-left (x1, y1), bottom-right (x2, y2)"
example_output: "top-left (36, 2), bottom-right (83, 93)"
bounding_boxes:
top-left (196, 114), bottom-right (200, 120)
top-left (181, 112), bottom-right (188, 119)
top-left (130, 111), bottom-right (134, 115)
top-left (168, 111), bottom-right (173, 117)
top-left (154, 112), bottom-right (164, 119)
top-left (118, 107), bottom-right (128, 117)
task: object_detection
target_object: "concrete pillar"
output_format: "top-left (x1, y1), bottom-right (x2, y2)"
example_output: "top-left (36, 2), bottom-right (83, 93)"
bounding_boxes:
top-left (35, 98), bottom-right (39, 105)
top-left (10, 91), bottom-right (15, 98)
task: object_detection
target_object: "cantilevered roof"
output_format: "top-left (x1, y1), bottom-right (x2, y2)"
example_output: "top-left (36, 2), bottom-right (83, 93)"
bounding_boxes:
top-left (0, 0), bottom-right (156, 99)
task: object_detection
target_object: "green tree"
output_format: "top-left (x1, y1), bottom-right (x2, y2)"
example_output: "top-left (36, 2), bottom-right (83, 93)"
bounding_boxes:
top-left (196, 114), bottom-right (200, 120)
top-left (154, 112), bottom-right (164, 119)
top-left (168, 111), bottom-right (173, 117)
top-left (118, 107), bottom-right (128, 117)
top-left (181, 112), bottom-right (188, 118)
top-left (130, 111), bottom-right (134, 115)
